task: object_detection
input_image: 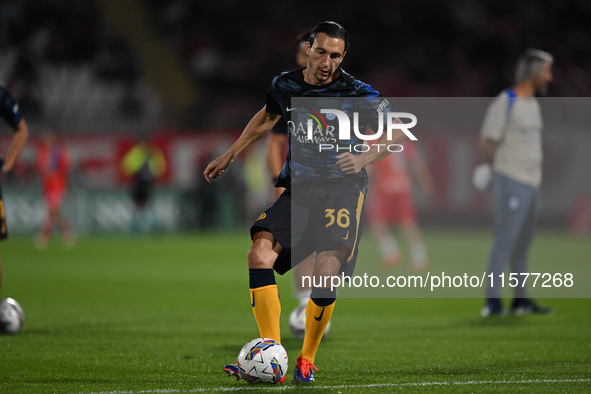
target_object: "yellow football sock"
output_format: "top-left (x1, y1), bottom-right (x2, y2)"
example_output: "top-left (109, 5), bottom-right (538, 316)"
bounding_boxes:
top-left (250, 284), bottom-right (281, 342)
top-left (298, 298), bottom-right (335, 364)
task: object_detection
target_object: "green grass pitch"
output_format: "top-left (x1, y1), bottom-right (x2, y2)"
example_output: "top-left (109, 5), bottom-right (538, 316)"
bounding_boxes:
top-left (0, 229), bottom-right (589, 393)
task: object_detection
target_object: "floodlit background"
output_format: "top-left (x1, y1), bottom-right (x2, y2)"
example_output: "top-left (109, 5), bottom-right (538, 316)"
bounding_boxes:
top-left (1, 0), bottom-right (591, 235)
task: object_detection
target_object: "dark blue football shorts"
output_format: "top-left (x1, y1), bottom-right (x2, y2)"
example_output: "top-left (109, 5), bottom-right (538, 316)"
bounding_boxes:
top-left (250, 181), bottom-right (365, 276)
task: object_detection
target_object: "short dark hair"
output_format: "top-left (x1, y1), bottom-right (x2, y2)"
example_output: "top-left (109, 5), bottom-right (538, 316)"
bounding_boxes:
top-left (308, 21), bottom-right (349, 52)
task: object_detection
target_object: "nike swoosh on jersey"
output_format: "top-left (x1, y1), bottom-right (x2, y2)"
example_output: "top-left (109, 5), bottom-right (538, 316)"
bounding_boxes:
top-left (343, 230), bottom-right (349, 240)
top-left (286, 107), bottom-right (297, 111)
top-left (314, 307), bottom-right (326, 321)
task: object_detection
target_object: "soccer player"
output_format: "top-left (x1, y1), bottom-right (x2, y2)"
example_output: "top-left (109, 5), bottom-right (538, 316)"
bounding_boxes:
top-left (121, 140), bottom-right (167, 233)
top-left (366, 141), bottom-right (434, 272)
top-left (35, 128), bottom-right (75, 248)
top-left (204, 21), bottom-right (407, 383)
top-left (0, 81), bottom-right (29, 296)
top-left (266, 28), bottom-right (319, 323)
top-left (474, 49), bottom-right (554, 317)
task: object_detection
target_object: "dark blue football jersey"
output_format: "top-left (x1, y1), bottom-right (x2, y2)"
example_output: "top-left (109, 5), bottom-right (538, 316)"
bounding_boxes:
top-left (270, 117), bottom-right (289, 135)
top-left (0, 82), bottom-right (22, 130)
top-left (266, 68), bottom-right (392, 193)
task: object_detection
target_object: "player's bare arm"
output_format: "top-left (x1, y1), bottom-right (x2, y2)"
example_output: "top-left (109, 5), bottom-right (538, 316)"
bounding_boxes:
top-left (266, 133), bottom-right (287, 181)
top-left (203, 106), bottom-right (280, 183)
top-left (336, 117), bottom-right (406, 175)
top-left (479, 136), bottom-right (497, 164)
top-left (2, 118), bottom-right (29, 173)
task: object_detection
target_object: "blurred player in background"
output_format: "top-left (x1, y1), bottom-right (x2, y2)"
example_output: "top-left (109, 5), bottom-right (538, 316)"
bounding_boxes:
top-left (266, 28), bottom-right (323, 328)
top-left (121, 140), bottom-right (167, 233)
top-left (205, 21), bottom-right (407, 383)
top-left (474, 49), bottom-right (554, 317)
top-left (35, 128), bottom-right (75, 248)
top-left (0, 81), bottom-right (29, 296)
top-left (366, 142), bottom-right (434, 272)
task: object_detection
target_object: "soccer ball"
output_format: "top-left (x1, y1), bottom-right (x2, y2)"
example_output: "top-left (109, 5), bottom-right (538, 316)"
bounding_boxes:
top-left (289, 305), bottom-right (331, 340)
top-left (289, 306), bottom-right (306, 339)
top-left (237, 338), bottom-right (288, 384)
top-left (0, 297), bottom-right (24, 334)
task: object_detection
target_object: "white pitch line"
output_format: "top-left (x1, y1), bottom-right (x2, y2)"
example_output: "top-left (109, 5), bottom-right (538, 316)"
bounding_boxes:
top-left (80, 378), bottom-right (591, 394)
